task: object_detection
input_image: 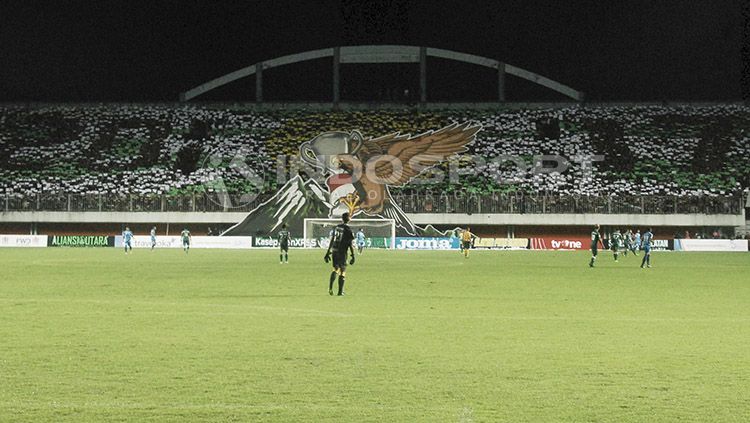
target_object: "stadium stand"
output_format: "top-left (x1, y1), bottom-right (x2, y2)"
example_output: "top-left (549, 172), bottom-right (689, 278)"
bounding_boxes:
top-left (1, 104), bottom-right (748, 210)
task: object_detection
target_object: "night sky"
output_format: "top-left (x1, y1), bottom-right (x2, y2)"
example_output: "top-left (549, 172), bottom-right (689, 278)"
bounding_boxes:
top-left (0, 0), bottom-right (745, 102)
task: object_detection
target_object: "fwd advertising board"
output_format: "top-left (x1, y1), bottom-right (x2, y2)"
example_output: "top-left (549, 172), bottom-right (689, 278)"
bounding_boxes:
top-left (0, 235), bottom-right (48, 248)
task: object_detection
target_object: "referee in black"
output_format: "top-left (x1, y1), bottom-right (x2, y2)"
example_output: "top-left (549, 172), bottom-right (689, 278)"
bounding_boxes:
top-left (324, 212), bottom-right (356, 296)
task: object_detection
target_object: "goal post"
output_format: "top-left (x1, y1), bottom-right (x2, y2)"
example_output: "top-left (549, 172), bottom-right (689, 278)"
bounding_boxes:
top-left (303, 218), bottom-right (396, 249)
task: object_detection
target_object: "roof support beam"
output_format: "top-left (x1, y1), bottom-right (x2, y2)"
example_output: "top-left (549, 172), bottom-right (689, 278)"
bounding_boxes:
top-left (419, 46), bottom-right (427, 104)
top-left (498, 62), bottom-right (506, 102)
top-left (255, 62), bottom-right (263, 103)
top-left (180, 45), bottom-right (583, 102)
top-left (333, 47), bottom-right (341, 107)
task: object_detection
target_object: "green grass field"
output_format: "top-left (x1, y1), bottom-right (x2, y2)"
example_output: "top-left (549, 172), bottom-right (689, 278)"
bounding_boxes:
top-left (1, 248), bottom-right (749, 422)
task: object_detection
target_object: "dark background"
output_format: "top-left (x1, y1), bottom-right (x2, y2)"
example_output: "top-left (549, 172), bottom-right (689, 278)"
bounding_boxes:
top-left (0, 0), bottom-right (745, 102)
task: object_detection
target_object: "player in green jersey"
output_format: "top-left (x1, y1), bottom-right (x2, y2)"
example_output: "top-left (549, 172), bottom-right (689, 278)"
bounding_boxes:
top-left (278, 223), bottom-right (291, 264)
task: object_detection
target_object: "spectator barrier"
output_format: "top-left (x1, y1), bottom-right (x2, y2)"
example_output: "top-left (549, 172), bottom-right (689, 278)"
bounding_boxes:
top-left (1, 234), bottom-right (746, 251)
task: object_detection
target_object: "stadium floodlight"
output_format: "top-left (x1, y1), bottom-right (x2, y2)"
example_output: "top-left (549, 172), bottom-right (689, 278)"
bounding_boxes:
top-left (303, 218), bottom-right (396, 249)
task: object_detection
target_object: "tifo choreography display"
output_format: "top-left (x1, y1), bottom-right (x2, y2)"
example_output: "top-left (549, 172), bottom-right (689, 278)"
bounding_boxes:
top-left (1, 105), bottom-right (748, 199)
top-left (224, 122), bottom-right (480, 237)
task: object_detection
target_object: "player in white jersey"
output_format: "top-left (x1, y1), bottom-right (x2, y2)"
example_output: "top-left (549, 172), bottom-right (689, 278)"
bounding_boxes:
top-left (150, 226), bottom-right (157, 250)
top-left (181, 228), bottom-right (191, 253)
top-left (355, 228), bottom-right (366, 255)
top-left (122, 227), bottom-right (134, 254)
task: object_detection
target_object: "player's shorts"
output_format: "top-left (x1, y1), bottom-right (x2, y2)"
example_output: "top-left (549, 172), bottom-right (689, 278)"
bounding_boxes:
top-left (643, 246), bottom-right (651, 254)
top-left (462, 241), bottom-right (471, 250)
top-left (151, 237), bottom-right (156, 244)
top-left (357, 241), bottom-right (365, 248)
top-left (124, 240), bottom-right (132, 247)
top-left (591, 245), bottom-right (598, 256)
top-left (280, 243), bottom-right (289, 252)
top-left (332, 253), bottom-right (348, 270)
top-left (182, 240), bottom-right (190, 247)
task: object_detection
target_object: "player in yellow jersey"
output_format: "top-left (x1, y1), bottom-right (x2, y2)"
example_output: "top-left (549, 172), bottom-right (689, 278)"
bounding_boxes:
top-left (460, 227), bottom-right (476, 258)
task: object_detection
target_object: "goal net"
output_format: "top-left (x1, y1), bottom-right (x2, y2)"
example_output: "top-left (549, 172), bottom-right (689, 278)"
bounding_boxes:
top-left (303, 218), bottom-right (396, 249)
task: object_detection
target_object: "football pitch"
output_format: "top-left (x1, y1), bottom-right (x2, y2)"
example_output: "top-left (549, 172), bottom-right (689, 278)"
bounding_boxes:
top-left (1, 248), bottom-right (748, 422)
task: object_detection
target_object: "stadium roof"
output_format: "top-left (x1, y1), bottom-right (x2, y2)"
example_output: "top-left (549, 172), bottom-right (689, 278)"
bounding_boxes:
top-left (180, 45), bottom-right (584, 103)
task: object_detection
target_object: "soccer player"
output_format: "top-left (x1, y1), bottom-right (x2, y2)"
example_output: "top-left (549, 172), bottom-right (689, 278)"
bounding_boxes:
top-left (122, 226), bottom-right (134, 254)
top-left (355, 228), bottom-right (366, 255)
top-left (633, 229), bottom-right (641, 256)
top-left (622, 229), bottom-right (632, 257)
top-left (626, 229), bottom-right (634, 255)
top-left (150, 226), bottom-right (157, 250)
top-left (640, 228), bottom-right (654, 268)
top-left (181, 228), bottom-right (191, 253)
top-left (611, 229), bottom-right (622, 262)
top-left (278, 223), bottom-right (291, 264)
top-left (461, 227), bottom-right (476, 258)
top-left (589, 224), bottom-right (605, 267)
top-left (324, 212), bottom-right (355, 296)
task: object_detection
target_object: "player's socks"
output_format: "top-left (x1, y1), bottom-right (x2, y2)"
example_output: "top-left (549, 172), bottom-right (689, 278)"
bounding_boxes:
top-left (589, 256), bottom-right (596, 267)
top-left (329, 272), bottom-right (336, 295)
top-left (279, 253), bottom-right (283, 263)
top-left (337, 275), bottom-right (345, 296)
top-left (641, 255), bottom-right (647, 268)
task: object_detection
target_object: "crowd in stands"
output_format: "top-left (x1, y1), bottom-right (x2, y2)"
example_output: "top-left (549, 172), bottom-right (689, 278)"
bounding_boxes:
top-left (1, 104), bottom-right (748, 200)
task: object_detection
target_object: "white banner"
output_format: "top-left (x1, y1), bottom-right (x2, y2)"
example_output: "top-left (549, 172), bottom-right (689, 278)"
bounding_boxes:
top-left (676, 239), bottom-right (748, 252)
top-left (0, 235), bottom-right (48, 248)
top-left (116, 235), bottom-right (253, 249)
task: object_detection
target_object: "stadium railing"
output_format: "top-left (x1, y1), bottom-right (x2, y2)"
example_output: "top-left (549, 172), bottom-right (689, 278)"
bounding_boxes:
top-left (2, 193), bottom-right (744, 215)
